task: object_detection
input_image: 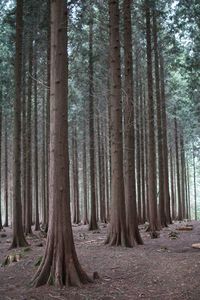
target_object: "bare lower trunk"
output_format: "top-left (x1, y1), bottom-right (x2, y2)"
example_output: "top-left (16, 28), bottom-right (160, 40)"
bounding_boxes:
top-left (106, 0), bottom-right (131, 247)
top-left (10, 0), bottom-right (28, 248)
top-left (32, 1), bottom-right (91, 287)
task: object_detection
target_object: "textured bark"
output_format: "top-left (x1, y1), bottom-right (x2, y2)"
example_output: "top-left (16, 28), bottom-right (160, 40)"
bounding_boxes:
top-left (193, 143), bottom-right (197, 221)
top-left (145, 0), bottom-right (159, 235)
top-left (10, 0), bottom-right (28, 248)
top-left (135, 53), bottom-right (142, 224)
top-left (152, 9), bottom-right (167, 227)
top-left (34, 44), bottom-right (40, 231)
top-left (160, 52), bottom-right (171, 224)
top-left (174, 117), bottom-right (182, 220)
top-left (106, 0), bottom-right (131, 247)
top-left (72, 118), bottom-right (80, 224)
top-left (140, 84), bottom-right (146, 223)
top-left (88, 7), bottom-right (98, 230)
top-left (98, 115), bottom-right (106, 223)
top-left (180, 133), bottom-right (186, 219)
top-left (123, 0), bottom-right (142, 246)
top-left (186, 161), bottom-right (191, 220)
top-left (82, 115), bottom-right (88, 225)
top-left (42, 93), bottom-right (47, 226)
top-left (25, 33), bottom-right (33, 235)
top-left (0, 98), bottom-right (2, 230)
top-left (4, 116), bottom-right (8, 227)
top-left (32, 1), bottom-right (91, 287)
top-left (170, 147), bottom-right (176, 220)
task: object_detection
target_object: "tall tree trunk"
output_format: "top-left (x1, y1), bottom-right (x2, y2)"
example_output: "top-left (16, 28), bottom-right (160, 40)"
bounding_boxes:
top-left (186, 161), bottom-right (191, 220)
top-left (10, 0), bottom-right (28, 248)
top-left (34, 43), bottom-right (40, 231)
top-left (145, 0), bottom-right (159, 235)
top-left (160, 52), bottom-right (171, 224)
top-left (42, 93), bottom-right (47, 226)
top-left (180, 132), bottom-right (186, 219)
top-left (135, 52), bottom-right (142, 224)
top-left (25, 33), bottom-right (33, 235)
top-left (152, 9), bottom-right (167, 227)
top-left (193, 142), bottom-right (197, 220)
top-left (4, 116), bottom-right (8, 227)
top-left (32, 1), bottom-right (91, 287)
top-left (175, 117), bottom-right (182, 220)
top-left (0, 98), bottom-right (2, 230)
top-left (123, 0), bottom-right (142, 245)
top-left (88, 6), bottom-right (98, 230)
top-left (82, 114), bottom-right (88, 225)
top-left (106, 0), bottom-right (131, 247)
top-left (170, 147), bottom-right (176, 220)
top-left (72, 118), bottom-right (80, 224)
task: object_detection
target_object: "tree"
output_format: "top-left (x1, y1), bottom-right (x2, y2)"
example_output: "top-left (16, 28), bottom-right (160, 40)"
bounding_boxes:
top-left (0, 94), bottom-right (2, 230)
top-left (145, 0), bottom-right (159, 235)
top-left (32, 0), bottom-right (91, 287)
top-left (123, 0), bottom-right (143, 246)
top-left (10, 0), bottom-right (28, 249)
top-left (88, 4), bottom-right (98, 230)
top-left (106, 0), bottom-right (130, 247)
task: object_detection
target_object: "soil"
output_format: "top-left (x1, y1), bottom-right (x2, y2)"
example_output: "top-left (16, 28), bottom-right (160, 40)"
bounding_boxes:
top-left (0, 221), bottom-right (200, 300)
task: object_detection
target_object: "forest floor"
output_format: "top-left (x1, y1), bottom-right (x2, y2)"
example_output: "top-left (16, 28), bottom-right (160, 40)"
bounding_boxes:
top-left (0, 221), bottom-right (200, 300)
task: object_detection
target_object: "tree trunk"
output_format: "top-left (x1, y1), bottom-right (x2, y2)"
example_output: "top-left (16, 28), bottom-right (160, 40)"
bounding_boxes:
top-left (145, 0), bottom-right (159, 235)
top-left (193, 142), bottom-right (197, 220)
top-left (170, 147), bottom-right (176, 220)
top-left (88, 7), bottom-right (98, 230)
top-left (82, 114), bottom-right (88, 225)
top-left (175, 116), bottom-right (182, 220)
top-left (4, 116), bottom-right (8, 227)
top-left (180, 132), bottom-right (186, 219)
top-left (72, 118), bottom-right (80, 224)
top-left (32, 1), bottom-right (91, 287)
top-left (152, 9), bottom-right (167, 227)
top-left (34, 43), bottom-right (40, 231)
top-left (159, 52), bottom-right (171, 224)
top-left (0, 97), bottom-right (2, 230)
top-left (25, 33), bottom-right (33, 235)
top-left (106, 0), bottom-right (131, 247)
top-left (10, 0), bottom-right (28, 248)
top-left (123, 0), bottom-right (142, 245)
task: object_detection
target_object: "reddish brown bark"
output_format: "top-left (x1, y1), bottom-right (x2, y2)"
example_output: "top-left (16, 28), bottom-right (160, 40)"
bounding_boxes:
top-left (32, 0), bottom-right (91, 287)
top-left (106, 0), bottom-right (131, 247)
top-left (10, 0), bottom-right (28, 248)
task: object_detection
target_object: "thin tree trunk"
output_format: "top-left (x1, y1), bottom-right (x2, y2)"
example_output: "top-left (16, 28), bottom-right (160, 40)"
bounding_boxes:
top-left (145, 0), bottom-right (159, 235)
top-left (4, 116), bottom-right (8, 227)
top-left (10, 0), bottom-right (28, 248)
top-left (25, 33), bottom-right (33, 235)
top-left (175, 117), bottom-right (182, 220)
top-left (152, 9), bottom-right (167, 227)
top-left (170, 147), bottom-right (175, 220)
top-left (82, 115), bottom-right (88, 225)
top-left (160, 52), bottom-right (171, 224)
top-left (193, 142), bottom-right (197, 220)
top-left (34, 43), bottom-right (40, 231)
top-left (0, 98), bottom-right (2, 230)
top-left (88, 6), bottom-right (98, 230)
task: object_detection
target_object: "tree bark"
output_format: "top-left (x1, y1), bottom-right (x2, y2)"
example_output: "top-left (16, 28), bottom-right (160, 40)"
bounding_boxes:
top-left (32, 1), bottom-right (91, 287)
top-left (25, 32), bottom-right (33, 235)
top-left (0, 97), bottom-right (2, 230)
top-left (175, 116), bottom-right (182, 220)
top-left (88, 6), bottom-right (98, 230)
top-left (10, 0), bottom-right (28, 248)
top-left (123, 0), bottom-right (142, 245)
top-left (145, 0), bottom-right (159, 235)
top-left (106, 0), bottom-right (131, 247)
top-left (4, 116), bottom-right (8, 227)
top-left (34, 43), bottom-right (40, 231)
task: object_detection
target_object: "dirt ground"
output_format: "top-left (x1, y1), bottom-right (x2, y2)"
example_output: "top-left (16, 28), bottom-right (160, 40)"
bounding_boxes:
top-left (0, 221), bottom-right (200, 300)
